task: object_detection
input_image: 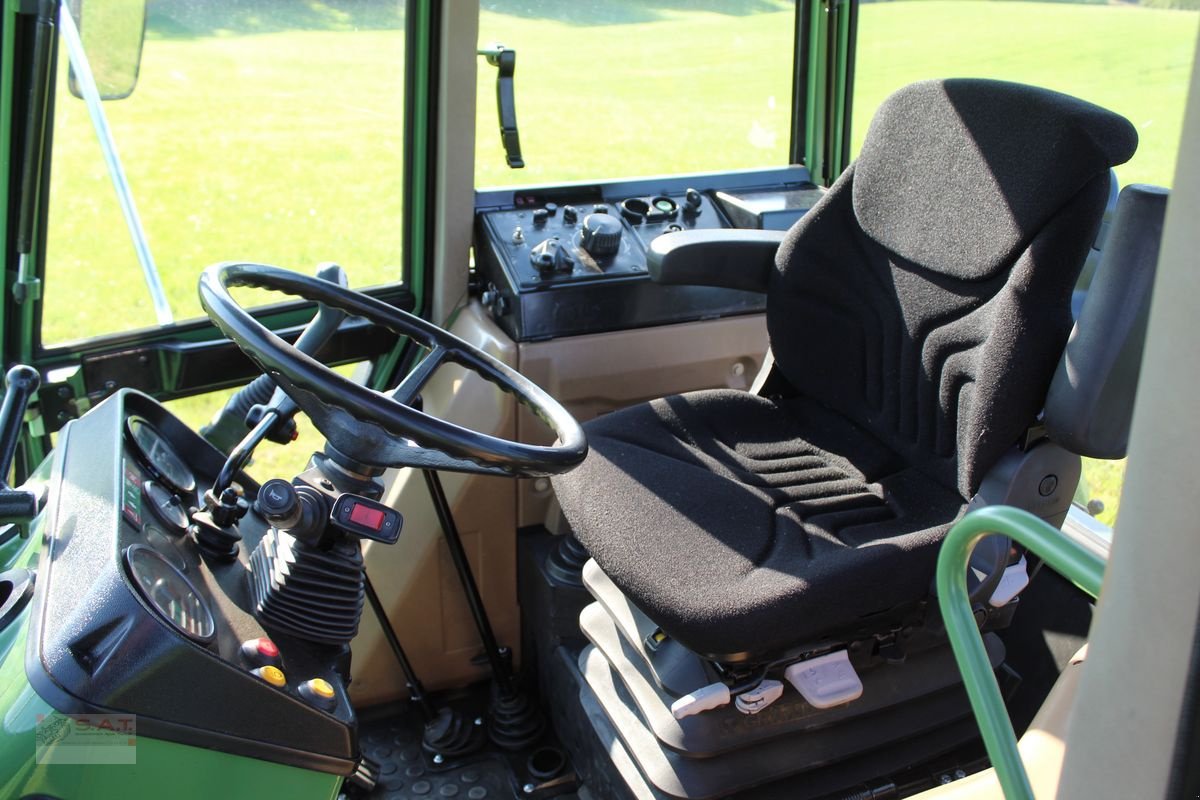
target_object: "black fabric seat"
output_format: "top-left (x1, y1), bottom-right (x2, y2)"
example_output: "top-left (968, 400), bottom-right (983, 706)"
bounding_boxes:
top-left (564, 390), bottom-right (965, 659)
top-left (553, 79), bottom-right (1138, 664)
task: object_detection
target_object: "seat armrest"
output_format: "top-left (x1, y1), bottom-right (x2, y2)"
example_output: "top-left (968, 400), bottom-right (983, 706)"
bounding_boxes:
top-left (647, 229), bottom-right (786, 293)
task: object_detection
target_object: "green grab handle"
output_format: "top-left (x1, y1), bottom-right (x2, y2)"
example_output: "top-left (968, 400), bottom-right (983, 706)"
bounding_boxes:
top-left (936, 505), bottom-right (1107, 799)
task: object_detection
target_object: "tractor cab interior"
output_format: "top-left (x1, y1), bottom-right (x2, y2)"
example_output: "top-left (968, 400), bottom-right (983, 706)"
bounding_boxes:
top-left (0, 2), bottom-right (1198, 800)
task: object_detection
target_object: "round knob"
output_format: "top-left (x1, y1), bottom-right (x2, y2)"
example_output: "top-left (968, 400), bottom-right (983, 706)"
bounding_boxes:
top-left (258, 479), bottom-right (301, 528)
top-left (581, 213), bottom-right (622, 257)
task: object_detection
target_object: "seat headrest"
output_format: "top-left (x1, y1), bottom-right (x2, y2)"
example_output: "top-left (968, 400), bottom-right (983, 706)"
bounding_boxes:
top-left (853, 79), bottom-right (1138, 280)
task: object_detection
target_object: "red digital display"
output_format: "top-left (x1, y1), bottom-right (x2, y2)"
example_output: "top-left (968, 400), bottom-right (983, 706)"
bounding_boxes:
top-left (348, 503), bottom-right (386, 531)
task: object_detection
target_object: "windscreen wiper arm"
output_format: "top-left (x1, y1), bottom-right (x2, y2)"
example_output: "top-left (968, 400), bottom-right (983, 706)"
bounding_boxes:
top-left (58, 4), bottom-right (173, 325)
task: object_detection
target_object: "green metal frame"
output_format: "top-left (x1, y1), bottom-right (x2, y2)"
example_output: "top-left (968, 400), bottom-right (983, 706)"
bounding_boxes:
top-left (374, 0), bottom-right (439, 391)
top-left (801, 0), bottom-right (857, 187)
top-left (936, 505), bottom-right (1107, 799)
top-left (0, 0), bottom-right (18, 361)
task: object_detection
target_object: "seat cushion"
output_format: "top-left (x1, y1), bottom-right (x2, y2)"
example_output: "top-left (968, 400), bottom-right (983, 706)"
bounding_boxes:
top-left (552, 389), bottom-right (967, 661)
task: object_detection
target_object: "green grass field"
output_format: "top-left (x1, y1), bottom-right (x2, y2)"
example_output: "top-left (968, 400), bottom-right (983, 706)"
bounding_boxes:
top-left (40, 1), bottom-right (1199, 516)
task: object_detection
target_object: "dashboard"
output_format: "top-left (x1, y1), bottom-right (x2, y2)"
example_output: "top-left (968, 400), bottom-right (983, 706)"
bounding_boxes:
top-left (26, 390), bottom-right (359, 774)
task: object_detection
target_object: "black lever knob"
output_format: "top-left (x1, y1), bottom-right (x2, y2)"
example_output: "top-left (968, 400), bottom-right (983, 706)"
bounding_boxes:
top-left (581, 213), bottom-right (622, 257)
top-left (0, 365), bottom-right (39, 490)
top-left (529, 238), bottom-right (572, 275)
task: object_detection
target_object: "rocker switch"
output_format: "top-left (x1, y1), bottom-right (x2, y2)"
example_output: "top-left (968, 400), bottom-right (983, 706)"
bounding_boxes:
top-left (330, 494), bottom-right (403, 544)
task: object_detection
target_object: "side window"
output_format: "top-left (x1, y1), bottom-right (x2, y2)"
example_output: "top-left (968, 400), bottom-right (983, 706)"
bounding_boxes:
top-left (43, 1), bottom-right (409, 345)
top-left (475, 1), bottom-right (798, 188)
top-left (850, 1), bottom-right (1199, 527)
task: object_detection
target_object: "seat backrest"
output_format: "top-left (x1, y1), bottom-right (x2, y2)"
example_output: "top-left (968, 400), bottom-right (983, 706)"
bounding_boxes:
top-left (768, 79), bottom-right (1138, 498)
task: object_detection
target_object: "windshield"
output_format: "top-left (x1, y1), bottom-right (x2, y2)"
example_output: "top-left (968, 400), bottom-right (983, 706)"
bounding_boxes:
top-left (41, 0), bottom-right (409, 346)
top-left (474, 1), bottom-right (798, 188)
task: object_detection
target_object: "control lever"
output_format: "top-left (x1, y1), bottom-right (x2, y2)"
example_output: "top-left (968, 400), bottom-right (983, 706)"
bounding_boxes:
top-left (197, 266), bottom-right (350, 558)
top-left (478, 44), bottom-right (524, 169)
top-left (0, 366), bottom-right (42, 535)
top-left (201, 263), bottom-right (349, 453)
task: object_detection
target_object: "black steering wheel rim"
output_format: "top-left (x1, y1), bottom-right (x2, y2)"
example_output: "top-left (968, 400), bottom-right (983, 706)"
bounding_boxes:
top-left (198, 262), bottom-right (587, 477)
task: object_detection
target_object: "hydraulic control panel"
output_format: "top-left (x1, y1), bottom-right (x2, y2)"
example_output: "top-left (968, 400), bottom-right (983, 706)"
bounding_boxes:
top-left (473, 169), bottom-right (822, 341)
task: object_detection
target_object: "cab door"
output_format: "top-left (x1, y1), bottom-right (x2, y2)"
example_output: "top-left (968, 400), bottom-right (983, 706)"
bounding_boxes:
top-left (0, 0), bottom-right (424, 482)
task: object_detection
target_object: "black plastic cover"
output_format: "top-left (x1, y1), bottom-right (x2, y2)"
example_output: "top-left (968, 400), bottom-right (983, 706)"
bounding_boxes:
top-left (1045, 184), bottom-right (1168, 459)
top-left (26, 390), bottom-right (359, 774)
top-left (647, 229), bottom-right (786, 293)
top-left (472, 168), bottom-right (817, 342)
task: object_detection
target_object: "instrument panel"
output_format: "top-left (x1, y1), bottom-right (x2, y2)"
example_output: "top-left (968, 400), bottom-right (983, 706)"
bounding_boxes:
top-left (27, 390), bottom-right (359, 775)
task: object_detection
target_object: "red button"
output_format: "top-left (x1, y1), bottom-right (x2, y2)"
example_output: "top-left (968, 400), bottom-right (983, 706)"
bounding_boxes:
top-left (256, 638), bottom-right (279, 658)
top-left (349, 503), bottom-right (386, 531)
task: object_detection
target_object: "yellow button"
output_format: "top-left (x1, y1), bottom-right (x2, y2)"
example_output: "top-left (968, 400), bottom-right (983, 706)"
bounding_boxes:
top-left (306, 678), bottom-right (335, 699)
top-left (255, 666), bottom-right (287, 687)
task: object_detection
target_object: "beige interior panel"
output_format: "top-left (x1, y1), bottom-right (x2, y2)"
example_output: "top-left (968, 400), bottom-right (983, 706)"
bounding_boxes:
top-left (430, 4), bottom-right (479, 327)
top-left (349, 302), bottom-right (519, 705)
top-left (1058, 34), bottom-right (1200, 800)
top-left (911, 649), bottom-right (1087, 799)
top-left (350, 305), bottom-right (769, 702)
top-left (515, 313), bottom-right (769, 528)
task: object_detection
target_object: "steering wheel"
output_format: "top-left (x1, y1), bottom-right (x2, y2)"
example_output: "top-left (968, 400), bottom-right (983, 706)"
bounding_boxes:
top-left (198, 262), bottom-right (587, 477)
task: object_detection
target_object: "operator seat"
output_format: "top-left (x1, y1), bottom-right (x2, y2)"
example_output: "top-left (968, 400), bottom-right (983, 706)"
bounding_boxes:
top-left (552, 79), bottom-right (1138, 664)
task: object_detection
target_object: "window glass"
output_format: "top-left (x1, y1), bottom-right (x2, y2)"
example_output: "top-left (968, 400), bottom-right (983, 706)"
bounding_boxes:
top-left (165, 362), bottom-right (367, 483)
top-left (851, 1), bottom-right (1197, 192)
top-left (475, 1), bottom-right (797, 188)
top-left (851, 0), bottom-right (1199, 527)
top-left (43, 0), bottom-right (408, 345)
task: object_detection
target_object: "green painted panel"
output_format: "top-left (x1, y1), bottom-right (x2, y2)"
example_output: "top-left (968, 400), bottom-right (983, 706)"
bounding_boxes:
top-left (0, 599), bottom-right (342, 800)
top-left (0, 0), bottom-right (17, 362)
top-left (0, 471), bottom-right (341, 800)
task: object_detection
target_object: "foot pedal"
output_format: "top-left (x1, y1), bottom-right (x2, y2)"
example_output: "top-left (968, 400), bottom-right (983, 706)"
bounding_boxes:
top-left (670, 682), bottom-right (730, 719)
top-left (784, 650), bottom-right (863, 709)
top-left (734, 679), bottom-right (784, 715)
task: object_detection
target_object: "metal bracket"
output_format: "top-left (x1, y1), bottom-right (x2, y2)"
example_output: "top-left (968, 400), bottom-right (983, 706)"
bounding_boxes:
top-left (37, 364), bottom-right (89, 432)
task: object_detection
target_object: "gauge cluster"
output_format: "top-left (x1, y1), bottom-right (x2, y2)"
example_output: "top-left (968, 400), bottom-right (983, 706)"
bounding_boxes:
top-left (125, 544), bottom-right (216, 643)
top-left (127, 415), bottom-right (196, 494)
top-left (27, 390), bottom-right (359, 775)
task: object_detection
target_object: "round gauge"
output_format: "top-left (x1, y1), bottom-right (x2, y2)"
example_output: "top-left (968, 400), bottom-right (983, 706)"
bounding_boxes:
top-left (143, 524), bottom-right (187, 571)
top-left (143, 480), bottom-right (189, 533)
top-left (125, 544), bottom-right (215, 643)
top-left (127, 416), bottom-right (196, 495)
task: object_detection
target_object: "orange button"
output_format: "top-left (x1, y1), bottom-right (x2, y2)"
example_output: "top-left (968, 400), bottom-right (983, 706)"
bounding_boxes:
top-left (253, 666), bottom-right (286, 687)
